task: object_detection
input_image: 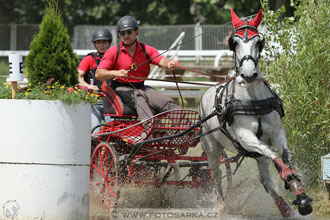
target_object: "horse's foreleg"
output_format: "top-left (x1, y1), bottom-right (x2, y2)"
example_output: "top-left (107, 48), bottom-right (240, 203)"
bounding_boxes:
top-left (256, 156), bottom-right (294, 217)
top-left (271, 127), bottom-right (299, 184)
top-left (236, 128), bottom-right (303, 195)
top-left (271, 128), bottom-right (313, 216)
top-left (271, 128), bottom-right (294, 168)
top-left (235, 128), bottom-right (277, 159)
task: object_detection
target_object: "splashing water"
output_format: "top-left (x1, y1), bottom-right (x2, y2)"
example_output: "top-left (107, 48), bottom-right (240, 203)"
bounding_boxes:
top-left (90, 147), bottom-right (324, 220)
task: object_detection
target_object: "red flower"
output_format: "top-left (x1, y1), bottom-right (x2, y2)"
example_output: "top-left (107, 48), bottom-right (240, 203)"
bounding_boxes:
top-left (67, 87), bottom-right (75, 92)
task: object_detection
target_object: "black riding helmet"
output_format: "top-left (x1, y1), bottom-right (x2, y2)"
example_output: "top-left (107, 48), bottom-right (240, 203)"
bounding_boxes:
top-left (92, 29), bottom-right (112, 42)
top-left (117, 16), bottom-right (139, 32)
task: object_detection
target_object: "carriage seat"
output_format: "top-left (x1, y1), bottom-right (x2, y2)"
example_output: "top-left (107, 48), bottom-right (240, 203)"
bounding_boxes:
top-left (101, 82), bottom-right (137, 117)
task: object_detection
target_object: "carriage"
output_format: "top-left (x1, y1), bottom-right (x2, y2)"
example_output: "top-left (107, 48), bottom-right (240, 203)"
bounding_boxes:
top-left (89, 83), bottom-right (235, 213)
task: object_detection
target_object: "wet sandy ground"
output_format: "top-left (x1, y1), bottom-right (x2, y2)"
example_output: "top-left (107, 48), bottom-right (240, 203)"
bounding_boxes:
top-left (90, 146), bottom-right (325, 220)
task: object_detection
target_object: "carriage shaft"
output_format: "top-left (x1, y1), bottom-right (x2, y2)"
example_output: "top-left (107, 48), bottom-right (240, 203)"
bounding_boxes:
top-left (134, 160), bottom-right (208, 168)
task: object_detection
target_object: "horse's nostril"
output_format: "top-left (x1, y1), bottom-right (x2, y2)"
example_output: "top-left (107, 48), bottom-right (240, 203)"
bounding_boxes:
top-left (240, 74), bottom-right (245, 79)
top-left (253, 73), bottom-right (258, 78)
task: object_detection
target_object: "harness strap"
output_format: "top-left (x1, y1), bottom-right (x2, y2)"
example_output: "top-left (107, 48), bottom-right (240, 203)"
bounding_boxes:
top-left (256, 116), bottom-right (263, 139)
top-left (224, 97), bottom-right (284, 125)
top-left (239, 55), bottom-right (258, 67)
top-left (235, 24), bottom-right (258, 33)
top-left (114, 42), bottom-right (151, 67)
top-left (84, 52), bottom-right (103, 89)
top-left (263, 81), bottom-right (285, 117)
top-left (88, 52), bottom-right (101, 65)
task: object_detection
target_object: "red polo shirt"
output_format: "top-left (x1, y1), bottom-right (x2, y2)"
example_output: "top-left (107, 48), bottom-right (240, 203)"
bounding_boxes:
top-left (98, 41), bottom-right (163, 83)
top-left (78, 54), bottom-right (100, 73)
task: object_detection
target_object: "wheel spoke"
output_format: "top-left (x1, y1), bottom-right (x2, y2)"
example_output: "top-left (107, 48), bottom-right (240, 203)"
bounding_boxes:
top-left (98, 149), bottom-right (105, 174)
top-left (107, 176), bottom-right (117, 182)
top-left (104, 178), bottom-right (116, 199)
top-left (92, 163), bottom-right (106, 179)
top-left (103, 148), bottom-right (108, 176)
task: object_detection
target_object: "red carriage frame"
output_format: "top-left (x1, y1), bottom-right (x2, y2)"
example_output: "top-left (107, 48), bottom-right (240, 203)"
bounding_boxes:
top-left (89, 82), bottom-right (237, 212)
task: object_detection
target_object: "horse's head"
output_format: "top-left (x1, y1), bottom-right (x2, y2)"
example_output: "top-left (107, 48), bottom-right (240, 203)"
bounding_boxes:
top-left (229, 9), bottom-right (265, 86)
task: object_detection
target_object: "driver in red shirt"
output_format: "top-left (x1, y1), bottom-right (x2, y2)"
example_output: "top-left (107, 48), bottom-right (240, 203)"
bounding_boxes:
top-left (96, 16), bottom-right (180, 120)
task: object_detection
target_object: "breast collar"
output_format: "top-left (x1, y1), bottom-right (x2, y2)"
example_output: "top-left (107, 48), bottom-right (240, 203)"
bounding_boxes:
top-left (215, 79), bottom-right (285, 126)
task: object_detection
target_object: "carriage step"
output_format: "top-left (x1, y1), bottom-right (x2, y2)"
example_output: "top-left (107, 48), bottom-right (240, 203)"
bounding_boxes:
top-left (134, 160), bottom-right (208, 167)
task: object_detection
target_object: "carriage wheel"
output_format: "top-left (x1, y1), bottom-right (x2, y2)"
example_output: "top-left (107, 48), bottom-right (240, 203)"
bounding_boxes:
top-left (90, 142), bottom-right (120, 217)
top-left (219, 152), bottom-right (233, 200)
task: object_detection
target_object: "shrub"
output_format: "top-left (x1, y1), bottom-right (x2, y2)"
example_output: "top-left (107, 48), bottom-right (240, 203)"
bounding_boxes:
top-left (261, 0), bottom-right (330, 186)
top-left (25, 0), bottom-right (79, 87)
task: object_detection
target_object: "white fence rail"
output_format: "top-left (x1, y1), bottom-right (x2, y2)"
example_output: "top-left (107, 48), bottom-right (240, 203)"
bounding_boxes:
top-left (0, 49), bottom-right (230, 58)
top-left (0, 49), bottom-right (233, 66)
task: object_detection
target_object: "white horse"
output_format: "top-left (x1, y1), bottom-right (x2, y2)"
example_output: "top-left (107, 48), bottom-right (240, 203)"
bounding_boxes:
top-left (199, 9), bottom-right (312, 217)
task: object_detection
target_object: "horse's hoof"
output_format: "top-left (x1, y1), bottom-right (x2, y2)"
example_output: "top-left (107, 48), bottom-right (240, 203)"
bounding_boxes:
top-left (293, 194), bottom-right (313, 216)
top-left (275, 196), bottom-right (294, 218)
top-left (298, 204), bottom-right (313, 216)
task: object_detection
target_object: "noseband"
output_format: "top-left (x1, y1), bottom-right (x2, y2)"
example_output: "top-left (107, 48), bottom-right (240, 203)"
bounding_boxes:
top-left (239, 54), bottom-right (258, 67)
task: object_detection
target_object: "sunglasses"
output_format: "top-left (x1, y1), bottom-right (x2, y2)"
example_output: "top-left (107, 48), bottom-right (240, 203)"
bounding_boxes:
top-left (119, 29), bottom-right (135, 36)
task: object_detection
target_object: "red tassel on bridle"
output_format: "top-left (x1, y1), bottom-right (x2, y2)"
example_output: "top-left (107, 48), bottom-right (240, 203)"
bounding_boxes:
top-left (231, 8), bottom-right (263, 39)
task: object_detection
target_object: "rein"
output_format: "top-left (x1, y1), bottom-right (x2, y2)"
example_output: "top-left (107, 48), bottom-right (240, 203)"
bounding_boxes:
top-left (119, 74), bottom-right (232, 87)
top-left (175, 63), bottom-right (228, 80)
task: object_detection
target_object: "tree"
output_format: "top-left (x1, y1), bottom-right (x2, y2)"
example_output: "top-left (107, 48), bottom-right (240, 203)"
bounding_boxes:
top-left (1, 0), bottom-right (266, 31)
top-left (25, 0), bottom-right (79, 87)
top-left (0, 0), bottom-right (46, 24)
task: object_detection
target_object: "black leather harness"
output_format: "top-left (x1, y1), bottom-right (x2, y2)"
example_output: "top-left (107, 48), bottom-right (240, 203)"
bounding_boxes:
top-left (84, 52), bottom-right (103, 89)
top-left (214, 79), bottom-right (285, 158)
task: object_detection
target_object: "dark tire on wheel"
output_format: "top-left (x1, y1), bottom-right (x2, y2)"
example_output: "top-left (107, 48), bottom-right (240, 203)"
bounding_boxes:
top-left (90, 142), bottom-right (120, 218)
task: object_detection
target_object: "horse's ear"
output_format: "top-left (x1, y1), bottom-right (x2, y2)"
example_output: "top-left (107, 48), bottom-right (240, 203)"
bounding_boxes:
top-left (249, 9), bottom-right (263, 28)
top-left (231, 8), bottom-right (242, 28)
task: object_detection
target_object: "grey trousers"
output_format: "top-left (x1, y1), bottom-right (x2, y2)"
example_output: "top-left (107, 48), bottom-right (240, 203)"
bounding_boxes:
top-left (115, 85), bottom-right (180, 120)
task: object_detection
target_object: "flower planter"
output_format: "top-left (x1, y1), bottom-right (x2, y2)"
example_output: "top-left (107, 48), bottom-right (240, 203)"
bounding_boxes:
top-left (0, 99), bottom-right (91, 220)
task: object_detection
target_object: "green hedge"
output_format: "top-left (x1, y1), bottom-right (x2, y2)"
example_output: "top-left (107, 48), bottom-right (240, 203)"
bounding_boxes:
top-left (261, 0), bottom-right (330, 186)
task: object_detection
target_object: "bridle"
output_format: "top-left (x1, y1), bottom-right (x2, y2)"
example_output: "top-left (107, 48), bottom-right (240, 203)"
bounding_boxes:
top-left (228, 21), bottom-right (265, 76)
